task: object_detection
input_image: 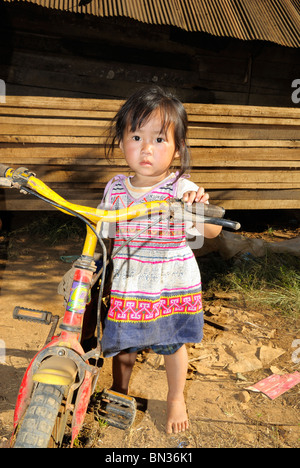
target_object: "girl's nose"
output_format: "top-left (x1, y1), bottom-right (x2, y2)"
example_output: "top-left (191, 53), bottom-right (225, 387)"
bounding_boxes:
top-left (141, 142), bottom-right (153, 154)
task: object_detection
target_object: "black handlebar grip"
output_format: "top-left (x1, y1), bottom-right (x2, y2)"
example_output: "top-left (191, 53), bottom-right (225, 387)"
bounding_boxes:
top-left (204, 216), bottom-right (241, 231)
top-left (0, 164), bottom-right (10, 177)
top-left (186, 203), bottom-right (225, 219)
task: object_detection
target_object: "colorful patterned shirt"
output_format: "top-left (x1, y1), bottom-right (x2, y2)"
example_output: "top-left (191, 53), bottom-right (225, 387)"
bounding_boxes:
top-left (100, 173), bottom-right (204, 357)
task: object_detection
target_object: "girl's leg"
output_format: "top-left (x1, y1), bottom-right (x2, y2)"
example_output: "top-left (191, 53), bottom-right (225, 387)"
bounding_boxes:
top-left (111, 350), bottom-right (137, 395)
top-left (164, 345), bottom-right (189, 434)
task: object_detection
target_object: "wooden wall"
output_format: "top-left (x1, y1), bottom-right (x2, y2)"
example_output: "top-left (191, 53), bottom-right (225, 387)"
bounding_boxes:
top-left (0, 96), bottom-right (299, 211)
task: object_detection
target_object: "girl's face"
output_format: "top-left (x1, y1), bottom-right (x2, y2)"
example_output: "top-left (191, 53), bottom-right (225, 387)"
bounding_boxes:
top-left (119, 110), bottom-right (180, 186)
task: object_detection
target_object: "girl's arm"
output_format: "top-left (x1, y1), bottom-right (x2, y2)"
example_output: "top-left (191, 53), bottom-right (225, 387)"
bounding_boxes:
top-left (182, 187), bottom-right (222, 239)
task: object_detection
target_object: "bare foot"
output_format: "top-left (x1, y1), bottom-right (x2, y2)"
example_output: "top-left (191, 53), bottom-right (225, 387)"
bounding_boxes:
top-left (166, 397), bottom-right (189, 434)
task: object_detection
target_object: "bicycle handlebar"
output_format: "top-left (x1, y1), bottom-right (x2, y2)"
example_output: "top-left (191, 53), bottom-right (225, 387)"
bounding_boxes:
top-left (169, 200), bottom-right (240, 231)
top-left (0, 165), bottom-right (241, 230)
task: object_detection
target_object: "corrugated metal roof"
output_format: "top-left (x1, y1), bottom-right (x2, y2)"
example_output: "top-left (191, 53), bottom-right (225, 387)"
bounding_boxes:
top-left (4, 0), bottom-right (300, 47)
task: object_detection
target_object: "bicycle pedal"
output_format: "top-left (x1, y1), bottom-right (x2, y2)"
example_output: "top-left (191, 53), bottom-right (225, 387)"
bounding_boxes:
top-left (13, 306), bottom-right (53, 325)
top-left (94, 389), bottom-right (136, 430)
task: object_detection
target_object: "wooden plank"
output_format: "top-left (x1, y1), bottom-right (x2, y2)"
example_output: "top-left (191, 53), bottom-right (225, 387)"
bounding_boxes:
top-left (0, 146), bottom-right (108, 159)
top-left (1, 134), bottom-right (299, 147)
top-left (0, 136), bottom-right (104, 144)
top-left (3, 114), bottom-right (299, 131)
top-left (1, 156), bottom-right (300, 168)
top-left (188, 115), bottom-right (300, 125)
top-left (0, 123), bottom-right (108, 136)
top-left (0, 113), bottom-right (296, 128)
top-left (188, 125), bottom-right (300, 140)
top-left (209, 189), bottom-right (300, 200)
top-left (1, 192), bottom-right (300, 211)
top-left (190, 159), bottom-right (300, 167)
top-left (0, 198), bottom-right (101, 211)
top-left (1, 108), bottom-right (300, 126)
top-left (1, 146), bottom-right (300, 162)
top-left (189, 139), bottom-right (300, 147)
top-left (3, 97), bottom-right (300, 119)
top-left (1, 124), bottom-right (299, 140)
top-left (0, 117), bottom-right (110, 127)
top-left (3, 188), bottom-right (298, 203)
top-left (190, 147), bottom-right (300, 160)
top-left (213, 199), bottom-right (300, 210)
top-left (2, 96), bottom-right (122, 111)
top-left (11, 165), bottom-right (299, 179)
top-left (1, 153), bottom-right (300, 168)
top-left (18, 180), bottom-right (296, 190)
top-left (184, 103), bottom-right (300, 119)
top-left (2, 166), bottom-right (297, 189)
top-left (199, 182), bottom-right (298, 188)
top-left (0, 107), bottom-right (117, 119)
top-left (191, 169), bottom-right (300, 184)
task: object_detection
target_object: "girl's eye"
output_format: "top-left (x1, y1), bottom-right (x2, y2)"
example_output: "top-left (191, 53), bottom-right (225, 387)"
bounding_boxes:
top-left (132, 135), bottom-right (141, 141)
top-left (156, 137), bottom-right (165, 143)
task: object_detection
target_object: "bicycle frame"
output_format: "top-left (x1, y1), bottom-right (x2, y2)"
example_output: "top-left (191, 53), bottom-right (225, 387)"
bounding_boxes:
top-left (1, 166), bottom-right (170, 447)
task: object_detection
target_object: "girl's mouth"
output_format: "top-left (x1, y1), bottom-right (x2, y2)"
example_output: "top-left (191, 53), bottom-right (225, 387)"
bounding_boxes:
top-left (140, 160), bottom-right (152, 166)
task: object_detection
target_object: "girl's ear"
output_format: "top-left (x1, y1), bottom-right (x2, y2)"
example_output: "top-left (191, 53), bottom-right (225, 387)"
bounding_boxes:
top-left (119, 140), bottom-right (124, 153)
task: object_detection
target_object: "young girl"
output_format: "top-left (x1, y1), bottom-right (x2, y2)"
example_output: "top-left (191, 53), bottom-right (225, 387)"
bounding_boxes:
top-left (100, 86), bottom-right (221, 434)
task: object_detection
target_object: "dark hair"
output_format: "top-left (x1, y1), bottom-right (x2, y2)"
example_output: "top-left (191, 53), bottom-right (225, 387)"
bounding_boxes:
top-left (105, 85), bottom-right (190, 179)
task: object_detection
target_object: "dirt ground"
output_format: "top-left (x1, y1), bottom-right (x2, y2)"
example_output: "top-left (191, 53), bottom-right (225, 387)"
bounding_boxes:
top-left (0, 211), bottom-right (299, 449)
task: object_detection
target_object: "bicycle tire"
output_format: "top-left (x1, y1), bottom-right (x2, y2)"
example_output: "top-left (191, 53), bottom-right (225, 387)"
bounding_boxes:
top-left (13, 383), bottom-right (67, 448)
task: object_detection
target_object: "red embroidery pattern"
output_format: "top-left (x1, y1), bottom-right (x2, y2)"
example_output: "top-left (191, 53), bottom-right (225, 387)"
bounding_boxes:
top-left (107, 293), bottom-right (203, 323)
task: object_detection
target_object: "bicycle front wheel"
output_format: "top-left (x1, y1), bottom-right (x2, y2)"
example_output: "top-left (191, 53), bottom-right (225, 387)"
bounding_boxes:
top-left (13, 383), bottom-right (69, 448)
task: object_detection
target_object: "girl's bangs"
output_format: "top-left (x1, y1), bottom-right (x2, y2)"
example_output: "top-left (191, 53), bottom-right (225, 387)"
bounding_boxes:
top-left (128, 102), bottom-right (177, 136)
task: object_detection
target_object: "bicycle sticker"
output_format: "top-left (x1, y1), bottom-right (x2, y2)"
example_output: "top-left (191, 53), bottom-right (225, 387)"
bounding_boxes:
top-left (67, 270), bottom-right (92, 314)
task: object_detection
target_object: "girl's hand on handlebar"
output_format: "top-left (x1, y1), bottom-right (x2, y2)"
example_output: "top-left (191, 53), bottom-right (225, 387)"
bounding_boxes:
top-left (182, 188), bottom-right (222, 239)
top-left (182, 187), bottom-right (209, 205)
